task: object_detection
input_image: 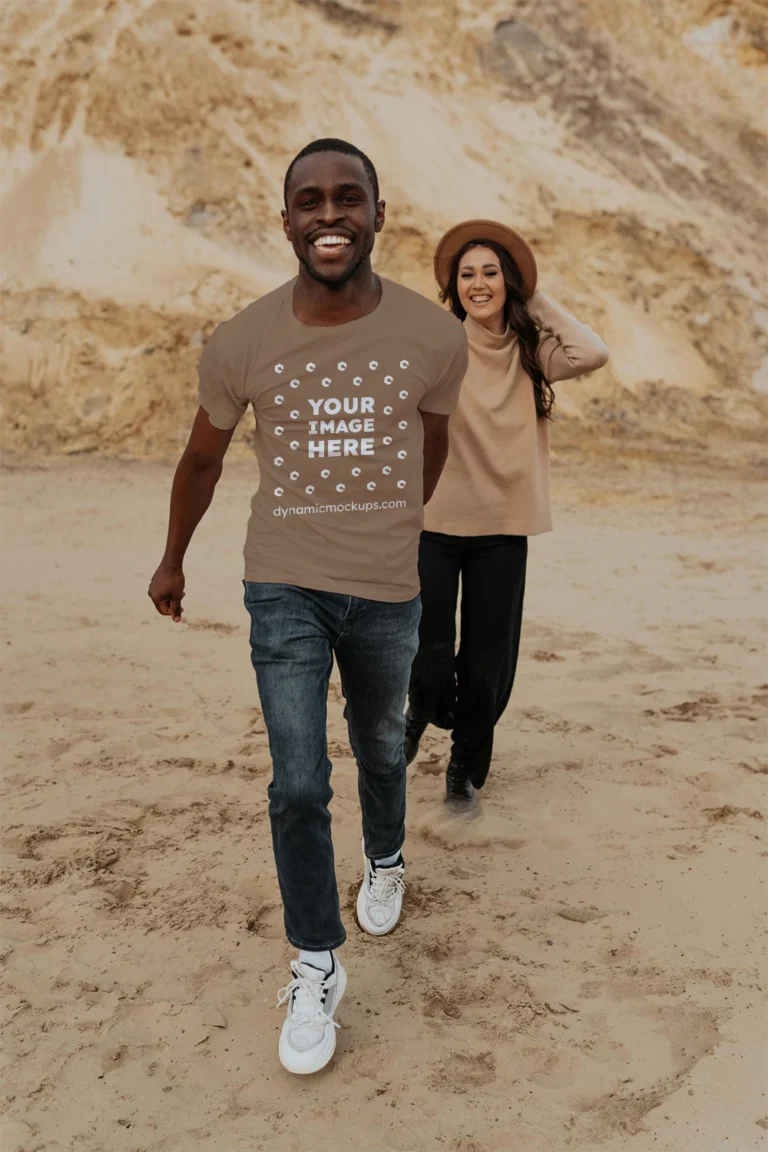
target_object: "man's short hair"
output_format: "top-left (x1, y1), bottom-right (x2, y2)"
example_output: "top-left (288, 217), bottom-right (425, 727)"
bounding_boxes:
top-left (283, 138), bottom-right (380, 206)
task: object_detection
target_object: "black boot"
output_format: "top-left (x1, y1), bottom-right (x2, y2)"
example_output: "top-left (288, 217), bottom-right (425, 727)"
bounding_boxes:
top-left (445, 760), bottom-right (477, 813)
top-left (403, 710), bottom-right (427, 766)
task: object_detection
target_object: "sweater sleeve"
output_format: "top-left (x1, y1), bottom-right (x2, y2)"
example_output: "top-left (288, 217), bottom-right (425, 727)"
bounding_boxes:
top-left (529, 290), bottom-right (609, 383)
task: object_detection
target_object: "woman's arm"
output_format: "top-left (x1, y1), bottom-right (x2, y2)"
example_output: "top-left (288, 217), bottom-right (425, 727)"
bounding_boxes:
top-left (529, 290), bottom-right (609, 383)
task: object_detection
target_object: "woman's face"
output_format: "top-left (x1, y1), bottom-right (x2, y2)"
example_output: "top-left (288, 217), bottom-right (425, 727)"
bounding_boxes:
top-left (456, 245), bottom-right (506, 329)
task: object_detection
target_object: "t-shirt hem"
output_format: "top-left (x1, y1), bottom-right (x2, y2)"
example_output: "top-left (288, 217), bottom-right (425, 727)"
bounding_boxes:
top-left (418, 400), bottom-right (459, 415)
top-left (243, 563), bottom-right (420, 603)
top-left (423, 518), bottom-right (553, 537)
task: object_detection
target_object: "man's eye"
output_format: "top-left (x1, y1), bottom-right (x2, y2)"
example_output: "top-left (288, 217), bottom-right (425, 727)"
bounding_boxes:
top-left (342, 196), bottom-right (361, 204)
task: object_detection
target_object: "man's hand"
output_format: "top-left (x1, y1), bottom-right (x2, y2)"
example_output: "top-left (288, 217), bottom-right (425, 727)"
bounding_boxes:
top-left (147, 407), bottom-right (236, 626)
top-left (148, 561), bottom-right (185, 622)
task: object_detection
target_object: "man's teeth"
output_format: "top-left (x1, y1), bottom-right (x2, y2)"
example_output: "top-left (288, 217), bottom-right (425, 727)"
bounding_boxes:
top-left (313, 236), bottom-right (352, 247)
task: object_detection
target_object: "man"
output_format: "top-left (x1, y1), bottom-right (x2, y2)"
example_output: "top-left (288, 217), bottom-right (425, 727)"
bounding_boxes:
top-left (148, 138), bottom-right (467, 1075)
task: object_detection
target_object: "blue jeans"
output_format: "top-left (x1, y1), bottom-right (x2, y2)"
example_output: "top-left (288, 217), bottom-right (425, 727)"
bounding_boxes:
top-left (244, 582), bottom-right (421, 951)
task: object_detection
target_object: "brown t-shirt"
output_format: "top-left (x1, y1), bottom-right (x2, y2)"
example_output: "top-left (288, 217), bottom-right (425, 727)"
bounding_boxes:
top-left (199, 277), bottom-right (468, 601)
top-left (424, 292), bottom-right (609, 537)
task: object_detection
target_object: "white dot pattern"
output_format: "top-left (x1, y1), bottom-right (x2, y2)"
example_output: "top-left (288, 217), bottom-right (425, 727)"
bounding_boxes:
top-left (267, 352), bottom-right (418, 506)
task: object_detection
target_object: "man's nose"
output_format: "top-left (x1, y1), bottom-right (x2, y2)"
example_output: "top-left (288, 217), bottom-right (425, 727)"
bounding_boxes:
top-left (317, 197), bottom-right (343, 223)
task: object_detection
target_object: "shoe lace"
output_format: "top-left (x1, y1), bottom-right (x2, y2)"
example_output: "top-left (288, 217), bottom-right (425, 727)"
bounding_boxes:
top-left (369, 865), bottom-right (405, 904)
top-left (276, 961), bottom-right (339, 1028)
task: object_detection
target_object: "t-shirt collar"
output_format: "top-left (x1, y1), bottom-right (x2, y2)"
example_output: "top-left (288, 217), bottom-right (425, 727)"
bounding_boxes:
top-left (289, 276), bottom-right (389, 332)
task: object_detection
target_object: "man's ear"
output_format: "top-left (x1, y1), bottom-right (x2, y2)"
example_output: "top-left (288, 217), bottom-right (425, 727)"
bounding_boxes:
top-left (281, 208), bottom-right (291, 241)
top-left (375, 199), bottom-right (386, 234)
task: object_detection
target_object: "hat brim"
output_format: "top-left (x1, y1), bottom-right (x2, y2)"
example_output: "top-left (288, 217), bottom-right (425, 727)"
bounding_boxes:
top-left (434, 219), bottom-right (538, 300)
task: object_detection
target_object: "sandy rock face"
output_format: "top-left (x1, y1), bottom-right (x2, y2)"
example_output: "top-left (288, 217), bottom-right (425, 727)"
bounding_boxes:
top-left (1, 0), bottom-right (765, 455)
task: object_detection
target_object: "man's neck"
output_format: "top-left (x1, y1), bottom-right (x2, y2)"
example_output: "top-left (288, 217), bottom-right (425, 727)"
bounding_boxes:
top-left (292, 262), bottom-right (382, 327)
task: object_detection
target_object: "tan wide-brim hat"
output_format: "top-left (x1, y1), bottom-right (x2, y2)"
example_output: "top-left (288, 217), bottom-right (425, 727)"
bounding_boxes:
top-left (434, 219), bottom-right (538, 300)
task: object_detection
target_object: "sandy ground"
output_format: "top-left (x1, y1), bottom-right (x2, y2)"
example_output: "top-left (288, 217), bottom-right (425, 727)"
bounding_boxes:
top-left (1, 448), bottom-right (767, 1152)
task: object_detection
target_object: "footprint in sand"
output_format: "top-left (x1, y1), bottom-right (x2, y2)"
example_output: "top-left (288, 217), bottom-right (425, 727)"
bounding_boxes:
top-left (2, 700), bottom-right (35, 716)
top-left (523, 1045), bottom-right (586, 1088)
top-left (741, 757), bottom-right (768, 775)
top-left (557, 905), bottom-right (607, 924)
top-left (429, 1049), bottom-right (496, 1092)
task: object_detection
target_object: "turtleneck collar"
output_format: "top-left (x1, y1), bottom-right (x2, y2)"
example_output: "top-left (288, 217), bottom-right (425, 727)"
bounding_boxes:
top-left (463, 312), bottom-right (514, 352)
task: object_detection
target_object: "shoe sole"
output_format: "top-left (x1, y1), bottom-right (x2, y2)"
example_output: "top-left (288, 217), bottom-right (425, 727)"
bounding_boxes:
top-left (278, 965), bottom-right (347, 1075)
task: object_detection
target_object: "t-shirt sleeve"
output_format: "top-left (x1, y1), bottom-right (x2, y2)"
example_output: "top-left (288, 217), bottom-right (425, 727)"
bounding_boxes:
top-left (197, 325), bottom-right (248, 430)
top-left (419, 323), bottom-right (469, 415)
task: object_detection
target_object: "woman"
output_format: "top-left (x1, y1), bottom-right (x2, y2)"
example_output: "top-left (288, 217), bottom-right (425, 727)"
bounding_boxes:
top-left (406, 219), bottom-right (609, 811)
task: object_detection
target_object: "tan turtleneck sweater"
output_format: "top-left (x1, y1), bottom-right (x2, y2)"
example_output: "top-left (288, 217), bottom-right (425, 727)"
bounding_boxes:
top-left (424, 291), bottom-right (609, 537)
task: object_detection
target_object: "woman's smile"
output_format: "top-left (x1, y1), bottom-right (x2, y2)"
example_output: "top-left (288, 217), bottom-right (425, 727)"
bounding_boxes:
top-left (457, 245), bottom-right (507, 332)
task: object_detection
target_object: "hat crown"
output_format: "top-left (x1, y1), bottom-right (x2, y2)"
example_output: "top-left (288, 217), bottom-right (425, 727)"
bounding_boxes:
top-left (434, 219), bottom-right (537, 300)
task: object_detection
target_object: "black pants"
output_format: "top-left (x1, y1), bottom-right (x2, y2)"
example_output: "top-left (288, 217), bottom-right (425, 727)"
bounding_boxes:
top-left (408, 531), bottom-right (527, 789)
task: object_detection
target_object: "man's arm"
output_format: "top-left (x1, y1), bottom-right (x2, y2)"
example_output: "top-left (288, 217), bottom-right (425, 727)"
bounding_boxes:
top-left (421, 411), bottom-right (450, 505)
top-left (148, 407), bottom-right (236, 621)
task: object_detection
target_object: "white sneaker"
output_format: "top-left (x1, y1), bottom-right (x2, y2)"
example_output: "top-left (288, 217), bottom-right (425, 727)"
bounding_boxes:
top-left (356, 846), bottom-right (405, 936)
top-left (276, 956), bottom-right (347, 1075)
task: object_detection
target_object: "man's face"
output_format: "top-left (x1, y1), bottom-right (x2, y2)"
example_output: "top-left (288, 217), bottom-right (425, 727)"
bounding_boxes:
top-left (282, 152), bottom-right (385, 287)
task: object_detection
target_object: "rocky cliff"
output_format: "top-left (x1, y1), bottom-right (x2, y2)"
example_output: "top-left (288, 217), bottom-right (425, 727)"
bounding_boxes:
top-left (1, 0), bottom-right (765, 455)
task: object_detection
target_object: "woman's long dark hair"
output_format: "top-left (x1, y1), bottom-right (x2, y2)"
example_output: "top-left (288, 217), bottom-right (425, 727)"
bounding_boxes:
top-left (442, 239), bottom-right (555, 419)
